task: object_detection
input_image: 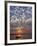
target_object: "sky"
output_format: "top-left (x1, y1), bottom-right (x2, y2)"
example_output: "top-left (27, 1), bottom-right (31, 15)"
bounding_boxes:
top-left (10, 6), bottom-right (32, 29)
top-left (10, 6), bottom-right (32, 18)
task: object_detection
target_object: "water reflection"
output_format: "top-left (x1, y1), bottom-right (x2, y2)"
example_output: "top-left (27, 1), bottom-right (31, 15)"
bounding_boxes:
top-left (10, 27), bottom-right (32, 40)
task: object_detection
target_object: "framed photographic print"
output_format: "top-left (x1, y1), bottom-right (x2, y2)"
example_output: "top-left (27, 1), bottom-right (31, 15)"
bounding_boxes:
top-left (5, 1), bottom-right (36, 45)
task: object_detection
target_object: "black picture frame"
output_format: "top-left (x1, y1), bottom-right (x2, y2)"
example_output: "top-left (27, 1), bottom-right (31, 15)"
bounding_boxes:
top-left (5, 1), bottom-right (36, 45)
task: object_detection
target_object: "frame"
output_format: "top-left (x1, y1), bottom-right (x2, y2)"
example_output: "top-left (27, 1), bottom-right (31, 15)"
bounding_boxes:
top-left (5, 1), bottom-right (36, 45)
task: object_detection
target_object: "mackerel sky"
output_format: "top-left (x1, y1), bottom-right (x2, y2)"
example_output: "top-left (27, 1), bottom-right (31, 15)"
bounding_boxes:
top-left (10, 6), bottom-right (32, 29)
top-left (10, 6), bottom-right (32, 19)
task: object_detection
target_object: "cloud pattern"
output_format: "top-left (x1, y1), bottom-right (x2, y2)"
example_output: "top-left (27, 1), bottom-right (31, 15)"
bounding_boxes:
top-left (10, 6), bottom-right (32, 28)
top-left (10, 6), bottom-right (32, 18)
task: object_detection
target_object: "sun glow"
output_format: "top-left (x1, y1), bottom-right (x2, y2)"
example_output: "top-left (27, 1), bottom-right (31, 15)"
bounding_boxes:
top-left (16, 27), bottom-right (23, 34)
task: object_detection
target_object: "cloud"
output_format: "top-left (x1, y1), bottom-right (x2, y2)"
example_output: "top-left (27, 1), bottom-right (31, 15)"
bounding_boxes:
top-left (10, 6), bottom-right (32, 18)
top-left (25, 18), bottom-right (32, 24)
top-left (10, 15), bottom-right (32, 24)
top-left (10, 16), bottom-right (17, 23)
